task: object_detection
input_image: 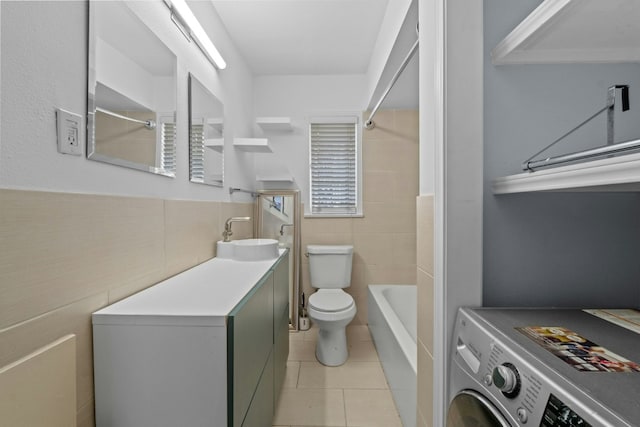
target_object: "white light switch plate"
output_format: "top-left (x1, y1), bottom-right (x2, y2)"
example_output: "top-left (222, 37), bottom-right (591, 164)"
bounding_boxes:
top-left (56, 108), bottom-right (83, 156)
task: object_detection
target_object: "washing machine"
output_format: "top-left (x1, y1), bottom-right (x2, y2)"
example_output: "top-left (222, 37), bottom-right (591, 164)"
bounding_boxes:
top-left (448, 308), bottom-right (640, 426)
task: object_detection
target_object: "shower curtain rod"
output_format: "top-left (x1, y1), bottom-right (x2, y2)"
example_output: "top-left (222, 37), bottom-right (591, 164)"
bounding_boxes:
top-left (95, 107), bottom-right (156, 130)
top-left (365, 33), bottom-right (419, 130)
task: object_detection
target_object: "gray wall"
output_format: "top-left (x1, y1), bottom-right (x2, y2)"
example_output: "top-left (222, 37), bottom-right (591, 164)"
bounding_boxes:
top-left (483, 0), bottom-right (640, 307)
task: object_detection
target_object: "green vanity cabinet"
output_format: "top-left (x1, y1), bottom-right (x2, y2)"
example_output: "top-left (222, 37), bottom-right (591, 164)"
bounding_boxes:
top-left (228, 250), bottom-right (290, 427)
top-left (93, 251), bottom-right (290, 427)
top-left (273, 254), bottom-right (290, 401)
top-left (228, 273), bottom-right (274, 426)
top-left (240, 351), bottom-right (275, 427)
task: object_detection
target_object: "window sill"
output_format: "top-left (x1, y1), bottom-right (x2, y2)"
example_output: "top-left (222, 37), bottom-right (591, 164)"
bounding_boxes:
top-left (304, 213), bottom-right (364, 219)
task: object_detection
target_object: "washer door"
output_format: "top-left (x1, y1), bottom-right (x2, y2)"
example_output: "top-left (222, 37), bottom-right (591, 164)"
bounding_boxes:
top-left (447, 390), bottom-right (511, 427)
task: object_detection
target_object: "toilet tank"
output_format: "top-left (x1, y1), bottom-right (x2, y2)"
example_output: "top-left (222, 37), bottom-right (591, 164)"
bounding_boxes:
top-left (307, 245), bottom-right (353, 288)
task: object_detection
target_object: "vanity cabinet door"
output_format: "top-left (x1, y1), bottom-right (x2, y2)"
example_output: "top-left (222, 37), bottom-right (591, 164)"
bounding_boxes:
top-left (241, 351), bottom-right (274, 427)
top-left (228, 272), bottom-right (274, 427)
top-left (272, 252), bottom-right (290, 400)
top-left (273, 303), bottom-right (289, 401)
top-left (273, 252), bottom-right (289, 320)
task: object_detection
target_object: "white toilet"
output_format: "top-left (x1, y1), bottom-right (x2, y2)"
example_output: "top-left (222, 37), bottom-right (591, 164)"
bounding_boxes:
top-left (306, 244), bottom-right (357, 366)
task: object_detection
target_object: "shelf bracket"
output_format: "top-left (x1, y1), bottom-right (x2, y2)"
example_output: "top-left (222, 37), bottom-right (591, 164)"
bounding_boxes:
top-left (607, 85), bottom-right (630, 145)
top-left (523, 84), bottom-right (630, 172)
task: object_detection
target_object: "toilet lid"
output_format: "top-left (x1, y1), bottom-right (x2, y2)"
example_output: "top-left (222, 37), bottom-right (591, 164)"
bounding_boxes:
top-left (308, 290), bottom-right (354, 313)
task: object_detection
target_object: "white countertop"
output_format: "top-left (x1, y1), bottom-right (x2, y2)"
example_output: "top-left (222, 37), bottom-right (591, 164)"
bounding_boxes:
top-left (92, 251), bottom-right (285, 327)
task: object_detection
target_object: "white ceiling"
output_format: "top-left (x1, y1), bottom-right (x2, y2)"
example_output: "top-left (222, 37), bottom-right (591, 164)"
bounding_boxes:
top-left (210, 0), bottom-right (390, 75)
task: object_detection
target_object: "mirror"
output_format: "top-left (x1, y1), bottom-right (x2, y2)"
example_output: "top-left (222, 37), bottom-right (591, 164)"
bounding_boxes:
top-left (254, 191), bottom-right (301, 330)
top-left (88, 1), bottom-right (177, 177)
top-left (188, 74), bottom-right (224, 186)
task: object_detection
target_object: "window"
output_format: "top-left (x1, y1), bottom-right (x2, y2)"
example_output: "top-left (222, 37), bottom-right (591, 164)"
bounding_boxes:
top-left (309, 117), bottom-right (360, 216)
top-left (159, 114), bottom-right (176, 175)
top-left (189, 121), bottom-right (205, 182)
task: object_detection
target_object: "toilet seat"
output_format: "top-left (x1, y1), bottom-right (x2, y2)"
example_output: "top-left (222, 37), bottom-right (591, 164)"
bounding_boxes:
top-left (308, 289), bottom-right (354, 313)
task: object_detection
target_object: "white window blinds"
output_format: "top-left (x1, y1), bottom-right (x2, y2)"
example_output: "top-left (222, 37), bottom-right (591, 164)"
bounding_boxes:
top-left (189, 123), bottom-right (205, 182)
top-left (309, 119), bottom-right (358, 215)
top-left (160, 116), bottom-right (176, 174)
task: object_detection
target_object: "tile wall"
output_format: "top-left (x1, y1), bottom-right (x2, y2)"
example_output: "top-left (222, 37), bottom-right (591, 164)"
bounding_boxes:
top-left (0, 188), bottom-right (253, 426)
top-left (301, 109), bottom-right (419, 325)
top-left (417, 195), bottom-right (435, 427)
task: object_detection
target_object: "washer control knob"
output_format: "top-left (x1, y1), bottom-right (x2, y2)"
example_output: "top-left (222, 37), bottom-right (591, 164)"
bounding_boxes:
top-left (517, 407), bottom-right (528, 423)
top-left (492, 363), bottom-right (521, 398)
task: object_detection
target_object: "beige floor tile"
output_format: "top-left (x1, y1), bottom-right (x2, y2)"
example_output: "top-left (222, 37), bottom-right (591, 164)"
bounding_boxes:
top-left (347, 340), bottom-right (379, 362)
top-left (284, 361), bottom-right (301, 388)
top-left (290, 330), bottom-right (305, 341)
top-left (346, 325), bottom-right (372, 342)
top-left (344, 389), bottom-right (402, 427)
top-left (298, 361), bottom-right (388, 389)
top-left (273, 388), bottom-right (346, 426)
top-left (302, 325), bottom-right (319, 341)
top-left (289, 340), bottom-right (318, 361)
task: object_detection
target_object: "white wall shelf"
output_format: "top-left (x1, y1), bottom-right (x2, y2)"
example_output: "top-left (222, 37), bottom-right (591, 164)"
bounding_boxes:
top-left (207, 118), bottom-right (224, 131)
top-left (492, 151), bottom-right (640, 194)
top-left (204, 138), bottom-right (224, 152)
top-left (256, 117), bottom-right (293, 132)
top-left (233, 138), bottom-right (272, 153)
top-left (492, 0), bottom-right (640, 193)
top-left (255, 175), bottom-right (294, 183)
top-left (492, 0), bottom-right (640, 65)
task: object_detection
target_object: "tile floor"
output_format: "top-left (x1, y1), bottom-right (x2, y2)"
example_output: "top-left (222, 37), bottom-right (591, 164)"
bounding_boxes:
top-left (273, 325), bottom-right (403, 427)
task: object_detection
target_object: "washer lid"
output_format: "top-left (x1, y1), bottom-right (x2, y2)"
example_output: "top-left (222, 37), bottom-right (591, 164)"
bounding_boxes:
top-left (308, 290), bottom-right (354, 312)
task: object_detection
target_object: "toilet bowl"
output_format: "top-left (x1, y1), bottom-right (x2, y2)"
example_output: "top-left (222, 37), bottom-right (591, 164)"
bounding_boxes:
top-left (306, 245), bottom-right (356, 366)
top-left (308, 289), bottom-right (357, 366)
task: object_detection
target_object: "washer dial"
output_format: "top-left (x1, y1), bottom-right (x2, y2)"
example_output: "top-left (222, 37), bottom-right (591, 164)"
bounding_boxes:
top-left (492, 362), bottom-right (521, 398)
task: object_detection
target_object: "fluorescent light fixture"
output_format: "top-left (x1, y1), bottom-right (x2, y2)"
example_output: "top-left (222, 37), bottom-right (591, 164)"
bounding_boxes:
top-left (166, 0), bottom-right (227, 69)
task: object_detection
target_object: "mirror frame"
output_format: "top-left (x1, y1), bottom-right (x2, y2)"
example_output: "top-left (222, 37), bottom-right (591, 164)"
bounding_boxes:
top-left (87, 0), bottom-right (177, 178)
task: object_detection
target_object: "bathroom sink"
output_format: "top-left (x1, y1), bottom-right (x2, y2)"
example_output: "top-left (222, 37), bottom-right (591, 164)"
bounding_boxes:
top-left (233, 239), bottom-right (279, 261)
top-left (216, 239), bottom-right (279, 261)
top-left (216, 241), bottom-right (235, 259)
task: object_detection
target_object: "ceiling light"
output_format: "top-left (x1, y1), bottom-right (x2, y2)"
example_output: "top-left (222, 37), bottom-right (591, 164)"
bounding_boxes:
top-left (165, 0), bottom-right (227, 70)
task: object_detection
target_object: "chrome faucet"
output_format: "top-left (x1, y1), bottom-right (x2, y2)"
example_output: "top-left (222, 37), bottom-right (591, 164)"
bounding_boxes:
top-left (222, 217), bottom-right (250, 242)
top-left (279, 223), bottom-right (294, 236)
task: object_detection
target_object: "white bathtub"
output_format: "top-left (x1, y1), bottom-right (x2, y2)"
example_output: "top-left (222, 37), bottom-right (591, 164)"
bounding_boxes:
top-left (368, 284), bottom-right (416, 427)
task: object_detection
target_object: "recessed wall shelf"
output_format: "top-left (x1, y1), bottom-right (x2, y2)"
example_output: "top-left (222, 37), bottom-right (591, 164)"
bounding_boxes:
top-left (233, 138), bottom-right (272, 153)
top-left (204, 138), bottom-right (224, 152)
top-left (256, 117), bottom-right (293, 132)
top-left (492, 0), bottom-right (640, 65)
top-left (492, 151), bottom-right (640, 194)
